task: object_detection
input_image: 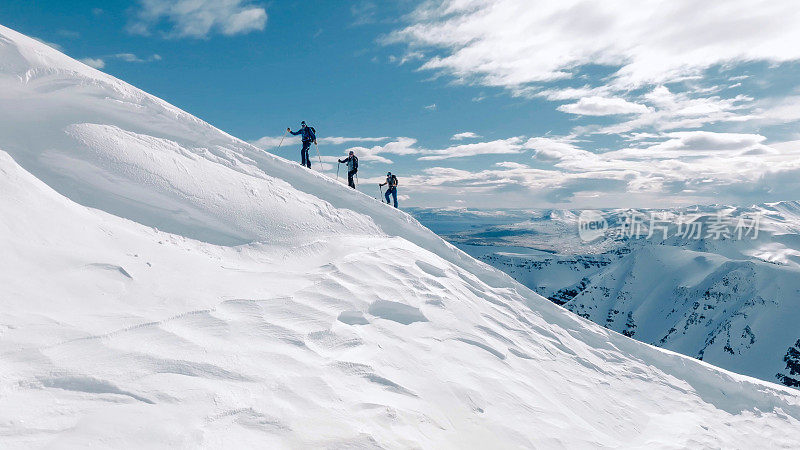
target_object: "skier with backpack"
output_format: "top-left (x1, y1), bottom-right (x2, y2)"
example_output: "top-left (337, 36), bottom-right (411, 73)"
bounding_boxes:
top-left (338, 150), bottom-right (359, 189)
top-left (380, 172), bottom-right (399, 208)
top-left (287, 121), bottom-right (316, 168)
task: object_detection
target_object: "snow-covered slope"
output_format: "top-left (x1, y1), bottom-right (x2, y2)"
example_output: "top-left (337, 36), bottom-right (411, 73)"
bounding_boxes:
top-left (413, 205), bottom-right (800, 390)
top-left (2, 24), bottom-right (800, 448)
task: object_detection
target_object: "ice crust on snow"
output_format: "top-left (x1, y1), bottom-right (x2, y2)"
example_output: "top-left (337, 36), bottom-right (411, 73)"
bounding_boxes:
top-left (1, 23), bottom-right (800, 448)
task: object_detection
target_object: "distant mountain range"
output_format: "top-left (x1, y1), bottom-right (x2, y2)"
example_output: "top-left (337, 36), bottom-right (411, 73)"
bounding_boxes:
top-left (410, 202), bottom-right (800, 388)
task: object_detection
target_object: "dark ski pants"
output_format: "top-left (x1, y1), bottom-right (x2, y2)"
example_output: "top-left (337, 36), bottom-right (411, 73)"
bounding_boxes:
top-left (347, 170), bottom-right (357, 189)
top-left (385, 187), bottom-right (398, 208)
top-left (300, 141), bottom-right (311, 168)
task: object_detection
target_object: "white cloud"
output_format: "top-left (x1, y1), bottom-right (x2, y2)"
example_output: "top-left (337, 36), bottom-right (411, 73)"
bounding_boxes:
top-left (534, 86), bottom-right (613, 101)
top-left (388, 51), bottom-right (425, 65)
top-left (388, 0), bottom-right (800, 90)
top-left (769, 140), bottom-right (800, 153)
top-left (319, 136), bottom-right (390, 145)
top-left (558, 96), bottom-right (651, 116)
top-left (646, 131), bottom-right (768, 153)
top-left (401, 128), bottom-right (800, 206)
top-left (541, 131), bottom-right (800, 203)
top-left (114, 53), bottom-right (162, 63)
top-left (526, 137), bottom-right (596, 162)
top-left (494, 161), bottom-right (528, 169)
top-left (250, 135), bottom-right (297, 149)
top-left (451, 132), bottom-right (481, 141)
top-left (604, 132), bottom-right (772, 160)
top-left (221, 6), bottom-right (267, 35)
top-left (418, 137), bottom-right (526, 161)
top-left (375, 137), bottom-right (422, 155)
top-left (346, 137), bottom-right (421, 163)
top-left (385, 0), bottom-right (800, 149)
top-left (130, 0), bottom-right (267, 38)
top-left (753, 95), bottom-right (800, 124)
top-left (643, 86), bottom-right (752, 117)
top-left (116, 53), bottom-right (143, 63)
top-left (379, 0), bottom-right (800, 206)
top-left (582, 86), bottom-right (757, 135)
top-left (79, 53), bottom-right (162, 69)
top-left (400, 165), bottom-right (611, 204)
top-left (79, 58), bottom-right (106, 69)
top-left (351, 1), bottom-right (378, 25)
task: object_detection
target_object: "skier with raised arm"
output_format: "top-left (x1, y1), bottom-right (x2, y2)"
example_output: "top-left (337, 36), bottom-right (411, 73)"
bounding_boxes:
top-left (380, 171), bottom-right (399, 208)
top-left (287, 121), bottom-right (316, 168)
top-left (338, 150), bottom-right (359, 189)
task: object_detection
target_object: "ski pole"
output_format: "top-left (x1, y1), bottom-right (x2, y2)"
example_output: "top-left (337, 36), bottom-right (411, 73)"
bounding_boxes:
top-left (314, 142), bottom-right (323, 170)
top-left (275, 130), bottom-right (288, 152)
top-left (379, 185), bottom-right (383, 201)
top-left (336, 162), bottom-right (340, 181)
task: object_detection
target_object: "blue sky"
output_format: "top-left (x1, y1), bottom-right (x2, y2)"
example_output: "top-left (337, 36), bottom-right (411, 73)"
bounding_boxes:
top-left (3, 0), bottom-right (800, 208)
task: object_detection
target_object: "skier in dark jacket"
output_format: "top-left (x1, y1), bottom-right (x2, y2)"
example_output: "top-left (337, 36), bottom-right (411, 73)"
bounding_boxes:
top-left (380, 172), bottom-right (399, 208)
top-left (287, 121), bottom-right (316, 168)
top-left (338, 150), bottom-right (358, 189)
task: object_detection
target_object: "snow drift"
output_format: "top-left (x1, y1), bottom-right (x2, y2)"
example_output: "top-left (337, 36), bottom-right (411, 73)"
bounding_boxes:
top-left (418, 205), bottom-right (800, 389)
top-left (1, 24), bottom-right (800, 448)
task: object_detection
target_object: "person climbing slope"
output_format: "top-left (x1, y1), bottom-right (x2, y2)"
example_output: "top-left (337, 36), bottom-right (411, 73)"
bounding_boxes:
top-left (380, 171), bottom-right (399, 208)
top-left (338, 150), bottom-right (359, 189)
top-left (287, 121), bottom-right (316, 168)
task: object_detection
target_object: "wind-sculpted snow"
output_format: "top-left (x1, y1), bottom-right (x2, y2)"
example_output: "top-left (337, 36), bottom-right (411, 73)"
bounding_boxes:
top-left (414, 204), bottom-right (800, 390)
top-left (0, 24), bottom-right (498, 285)
top-left (2, 24), bottom-right (800, 448)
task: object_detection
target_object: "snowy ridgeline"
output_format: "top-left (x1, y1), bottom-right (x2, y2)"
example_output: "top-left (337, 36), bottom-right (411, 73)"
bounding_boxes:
top-left (2, 23), bottom-right (800, 448)
top-left (410, 204), bottom-right (800, 389)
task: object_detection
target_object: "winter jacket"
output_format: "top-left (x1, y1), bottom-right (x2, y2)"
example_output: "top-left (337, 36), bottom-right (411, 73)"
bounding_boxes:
top-left (339, 155), bottom-right (358, 172)
top-left (290, 126), bottom-right (316, 143)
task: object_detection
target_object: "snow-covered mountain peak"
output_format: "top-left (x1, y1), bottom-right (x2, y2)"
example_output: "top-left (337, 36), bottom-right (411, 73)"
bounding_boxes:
top-left (2, 23), bottom-right (800, 448)
top-left (1, 25), bottom-right (103, 79)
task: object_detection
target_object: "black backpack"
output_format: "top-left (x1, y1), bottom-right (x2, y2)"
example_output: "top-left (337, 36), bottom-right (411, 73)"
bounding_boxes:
top-left (352, 155), bottom-right (358, 170)
top-left (390, 174), bottom-right (398, 186)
